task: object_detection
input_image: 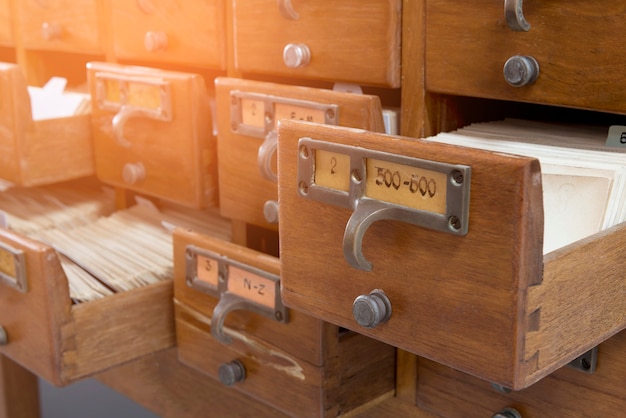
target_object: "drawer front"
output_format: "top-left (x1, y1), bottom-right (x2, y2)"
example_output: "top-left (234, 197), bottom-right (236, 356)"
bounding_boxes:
top-left (417, 331), bottom-right (626, 418)
top-left (109, 0), bottom-right (225, 68)
top-left (0, 0), bottom-right (12, 46)
top-left (233, 0), bottom-right (401, 87)
top-left (215, 77), bottom-right (385, 229)
top-left (426, 1), bottom-right (626, 114)
top-left (87, 62), bottom-right (217, 208)
top-left (277, 120), bottom-right (545, 389)
top-left (173, 228), bottom-right (396, 416)
top-left (17, 0), bottom-right (101, 53)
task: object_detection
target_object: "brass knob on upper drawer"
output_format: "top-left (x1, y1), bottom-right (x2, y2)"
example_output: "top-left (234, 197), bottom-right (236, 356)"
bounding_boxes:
top-left (218, 360), bottom-right (246, 386)
top-left (492, 407), bottom-right (522, 418)
top-left (144, 31), bottom-right (168, 52)
top-left (503, 55), bottom-right (539, 87)
top-left (353, 289), bottom-right (392, 329)
top-left (283, 43), bottom-right (311, 68)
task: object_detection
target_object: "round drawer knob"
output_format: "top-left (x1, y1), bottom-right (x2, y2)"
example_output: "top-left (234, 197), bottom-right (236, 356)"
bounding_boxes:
top-left (263, 200), bottom-right (279, 224)
top-left (218, 360), bottom-right (246, 386)
top-left (41, 22), bottom-right (62, 40)
top-left (492, 407), bottom-right (522, 418)
top-left (122, 162), bottom-right (145, 185)
top-left (144, 31), bottom-right (168, 52)
top-left (0, 326), bottom-right (8, 346)
top-left (503, 55), bottom-right (539, 87)
top-left (352, 289), bottom-right (392, 329)
top-left (283, 43), bottom-right (311, 68)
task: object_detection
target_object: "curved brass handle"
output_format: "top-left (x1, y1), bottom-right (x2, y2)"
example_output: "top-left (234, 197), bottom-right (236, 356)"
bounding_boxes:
top-left (277, 0), bottom-right (299, 20)
top-left (505, 0), bottom-right (530, 32)
top-left (112, 106), bottom-right (154, 148)
top-left (258, 130), bottom-right (278, 182)
top-left (210, 292), bottom-right (252, 345)
top-left (343, 200), bottom-right (406, 272)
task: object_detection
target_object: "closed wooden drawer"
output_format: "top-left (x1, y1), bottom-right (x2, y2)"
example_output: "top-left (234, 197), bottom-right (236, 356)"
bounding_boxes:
top-left (215, 77), bottom-right (386, 229)
top-left (277, 120), bottom-right (626, 390)
top-left (109, 0), bottom-right (226, 68)
top-left (417, 331), bottom-right (626, 417)
top-left (87, 62), bottom-right (217, 208)
top-left (16, 0), bottom-right (101, 53)
top-left (173, 229), bottom-right (396, 417)
top-left (0, 62), bottom-right (93, 187)
top-left (233, 0), bottom-right (401, 87)
top-left (0, 0), bottom-right (12, 46)
top-left (426, 1), bottom-right (626, 114)
top-left (0, 227), bottom-right (175, 386)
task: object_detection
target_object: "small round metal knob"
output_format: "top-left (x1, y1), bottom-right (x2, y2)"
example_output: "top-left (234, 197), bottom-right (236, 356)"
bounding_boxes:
top-left (492, 407), bottom-right (522, 418)
top-left (0, 327), bottom-right (8, 346)
top-left (122, 162), bottom-right (145, 185)
top-left (352, 289), bottom-right (392, 329)
top-left (144, 31), bottom-right (168, 52)
top-left (218, 360), bottom-right (246, 386)
top-left (41, 22), bottom-right (62, 41)
top-left (263, 200), bottom-right (279, 224)
top-left (283, 43), bottom-right (311, 68)
top-left (503, 55), bottom-right (539, 87)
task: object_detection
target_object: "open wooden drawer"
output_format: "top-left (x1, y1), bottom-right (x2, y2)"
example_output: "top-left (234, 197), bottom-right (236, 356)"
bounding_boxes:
top-left (173, 228), bottom-right (396, 417)
top-left (277, 120), bottom-right (626, 390)
top-left (0, 226), bottom-right (174, 386)
top-left (0, 62), bottom-right (93, 187)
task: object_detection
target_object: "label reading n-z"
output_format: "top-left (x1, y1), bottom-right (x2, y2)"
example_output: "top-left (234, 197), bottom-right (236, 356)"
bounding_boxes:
top-left (366, 158), bottom-right (448, 214)
top-left (227, 265), bottom-right (276, 309)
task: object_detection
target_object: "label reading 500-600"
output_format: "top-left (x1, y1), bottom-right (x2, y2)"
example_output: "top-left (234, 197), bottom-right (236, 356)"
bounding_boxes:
top-left (365, 158), bottom-right (448, 215)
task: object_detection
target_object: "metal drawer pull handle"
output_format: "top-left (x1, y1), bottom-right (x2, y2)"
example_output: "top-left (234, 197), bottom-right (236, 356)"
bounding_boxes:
top-left (112, 106), bottom-right (154, 147)
top-left (505, 0), bottom-right (530, 32)
top-left (277, 0), bottom-right (299, 20)
top-left (258, 130), bottom-right (278, 182)
top-left (211, 293), bottom-right (252, 345)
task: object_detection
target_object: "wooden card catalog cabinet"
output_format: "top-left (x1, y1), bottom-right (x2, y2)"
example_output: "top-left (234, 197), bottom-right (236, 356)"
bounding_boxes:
top-left (173, 229), bottom-right (395, 417)
top-left (0, 62), bottom-right (93, 187)
top-left (0, 0), bottom-right (12, 46)
top-left (215, 77), bottom-right (386, 230)
top-left (426, 0), bottom-right (626, 114)
top-left (0, 227), bottom-right (174, 386)
top-left (88, 62), bottom-right (217, 208)
top-left (16, 0), bottom-right (101, 53)
top-left (108, 0), bottom-right (226, 68)
top-left (233, 0), bottom-right (401, 87)
top-left (277, 120), bottom-right (626, 391)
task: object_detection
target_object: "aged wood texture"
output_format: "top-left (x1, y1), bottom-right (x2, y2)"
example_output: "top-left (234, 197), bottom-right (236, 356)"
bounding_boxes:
top-left (0, 356), bottom-right (40, 418)
top-left (107, 0), bottom-right (225, 68)
top-left (426, 1), bottom-right (626, 114)
top-left (173, 228), bottom-right (396, 416)
top-left (215, 77), bottom-right (386, 230)
top-left (278, 120), bottom-right (545, 389)
top-left (233, 0), bottom-right (401, 87)
top-left (0, 62), bottom-right (93, 186)
top-left (14, 0), bottom-right (101, 54)
top-left (87, 62), bottom-right (217, 208)
top-left (0, 227), bottom-right (175, 386)
top-left (418, 330), bottom-right (626, 417)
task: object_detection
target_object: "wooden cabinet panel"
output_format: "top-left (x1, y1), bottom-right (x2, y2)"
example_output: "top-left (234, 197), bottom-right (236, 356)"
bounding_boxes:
top-left (87, 62), bottom-right (218, 208)
top-left (0, 0), bottom-right (12, 46)
top-left (173, 229), bottom-right (396, 417)
top-left (233, 0), bottom-right (401, 87)
top-left (277, 120), bottom-right (626, 390)
top-left (426, 1), bottom-right (626, 114)
top-left (16, 0), bottom-right (101, 53)
top-left (0, 227), bottom-right (175, 386)
top-left (109, 0), bottom-right (226, 68)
